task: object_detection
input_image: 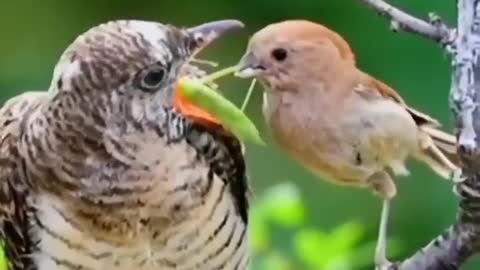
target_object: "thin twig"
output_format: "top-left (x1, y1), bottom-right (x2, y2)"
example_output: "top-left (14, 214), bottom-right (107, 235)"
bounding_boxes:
top-left (358, 0), bottom-right (455, 47)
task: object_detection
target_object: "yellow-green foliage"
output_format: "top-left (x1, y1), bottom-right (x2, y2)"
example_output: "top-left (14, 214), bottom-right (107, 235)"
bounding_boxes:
top-left (0, 241), bottom-right (7, 270)
top-left (251, 183), bottom-right (405, 270)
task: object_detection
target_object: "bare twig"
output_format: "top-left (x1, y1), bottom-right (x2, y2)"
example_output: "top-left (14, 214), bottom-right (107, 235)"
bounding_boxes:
top-left (358, 0), bottom-right (480, 269)
top-left (392, 223), bottom-right (477, 270)
top-left (358, 0), bottom-right (455, 47)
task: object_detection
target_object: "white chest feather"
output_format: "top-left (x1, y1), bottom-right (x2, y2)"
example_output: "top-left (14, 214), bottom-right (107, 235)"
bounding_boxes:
top-left (32, 183), bottom-right (249, 270)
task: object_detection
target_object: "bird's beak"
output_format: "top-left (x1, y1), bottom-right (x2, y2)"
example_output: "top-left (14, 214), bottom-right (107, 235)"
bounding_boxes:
top-left (175, 19), bottom-right (244, 128)
top-left (234, 51), bottom-right (265, 78)
top-left (186, 19), bottom-right (244, 56)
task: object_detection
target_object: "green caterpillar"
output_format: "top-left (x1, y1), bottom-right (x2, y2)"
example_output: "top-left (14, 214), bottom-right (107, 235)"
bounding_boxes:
top-left (180, 78), bottom-right (264, 145)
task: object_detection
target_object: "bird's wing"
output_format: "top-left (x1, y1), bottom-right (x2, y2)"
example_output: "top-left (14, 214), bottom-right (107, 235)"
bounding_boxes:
top-left (355, 73), bottom-right (441, 128)
top-left (354, 78), bottom-right (459, 176)
top-left (0, 91), bottom-right (50, 270)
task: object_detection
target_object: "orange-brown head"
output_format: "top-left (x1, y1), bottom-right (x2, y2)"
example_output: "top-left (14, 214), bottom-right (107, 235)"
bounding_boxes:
top-left (235, 20), bottom-right (356, 91)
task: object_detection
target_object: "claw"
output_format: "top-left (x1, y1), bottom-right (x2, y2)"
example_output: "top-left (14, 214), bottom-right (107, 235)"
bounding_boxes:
top-left (428, 12), bottom-right (443, 26)
top-left (375, 261), bottom-right (393, 270)
top-left (389, 20), bottom-right (400, 32)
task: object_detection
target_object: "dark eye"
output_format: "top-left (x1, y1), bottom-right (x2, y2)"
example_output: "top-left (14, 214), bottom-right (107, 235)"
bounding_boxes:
top-left (140, 66), bottom-right (166, 91)
top-left (271, 48), bottom-right (287, 62)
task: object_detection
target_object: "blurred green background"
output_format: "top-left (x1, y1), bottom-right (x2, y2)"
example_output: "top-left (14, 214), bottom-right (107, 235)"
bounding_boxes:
top-left (1, 0), bottom-right (476, 269)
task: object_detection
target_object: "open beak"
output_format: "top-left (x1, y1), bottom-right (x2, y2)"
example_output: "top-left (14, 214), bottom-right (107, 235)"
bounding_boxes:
top-left (234, 51), bottom-right (266, 78)
top-left (175, 19), bottom-right (244, 127)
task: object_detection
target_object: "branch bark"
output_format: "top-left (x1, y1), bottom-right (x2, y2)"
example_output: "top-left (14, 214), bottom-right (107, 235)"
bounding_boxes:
top-left (357, 0), bottom-right (480, 269)
top-left (359, 0), bottom-right (455, 46)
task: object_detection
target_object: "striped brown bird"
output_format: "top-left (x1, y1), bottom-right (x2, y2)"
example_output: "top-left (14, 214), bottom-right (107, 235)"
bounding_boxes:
top-left (0, 19), bottom-right (251, 270)
top-left (235, 20), bottom-right (462, 270)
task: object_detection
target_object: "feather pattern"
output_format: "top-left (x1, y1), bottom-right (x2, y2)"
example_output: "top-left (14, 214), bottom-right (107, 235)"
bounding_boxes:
top-left (0, 20), bottom-right (250, 270)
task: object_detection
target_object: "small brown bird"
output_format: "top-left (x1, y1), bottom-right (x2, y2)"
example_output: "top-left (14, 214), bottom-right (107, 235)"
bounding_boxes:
top-left (235, 20), bottom-right (461, 269)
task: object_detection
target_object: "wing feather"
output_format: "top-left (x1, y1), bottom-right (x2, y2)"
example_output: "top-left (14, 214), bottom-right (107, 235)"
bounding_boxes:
top-left (0, 91), bottom-right (49, 270)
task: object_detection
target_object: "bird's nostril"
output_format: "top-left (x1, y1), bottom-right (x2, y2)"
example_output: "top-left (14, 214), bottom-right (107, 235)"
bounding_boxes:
top-left (195, 36), bottom-right (205, 44)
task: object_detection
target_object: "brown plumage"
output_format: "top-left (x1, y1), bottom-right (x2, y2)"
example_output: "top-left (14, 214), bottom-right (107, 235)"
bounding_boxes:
top-left (0, 19), bottom-right (251, 270)
top-left (235, 19), bottom-right (461, 269)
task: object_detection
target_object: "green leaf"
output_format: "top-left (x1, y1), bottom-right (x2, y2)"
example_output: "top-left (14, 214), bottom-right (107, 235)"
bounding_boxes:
top-left (324, 257), bottom-right (352, 270)
top-left (251, 196), bottom-right (272, 252)
top-left (328, 221), bottom-right (365, 254)
top-left (293, 228), bottom-right (331, 268)
top-left (293, 223), bottom-right (367, 270)
top-left (251, 215), bottom-right (271, 252)
top-left (262, 183), bottom-right (306, 227)
top-left (0, 241), bottom-right (8, 270)
top-left (262, 252), bottom-right (292, 270)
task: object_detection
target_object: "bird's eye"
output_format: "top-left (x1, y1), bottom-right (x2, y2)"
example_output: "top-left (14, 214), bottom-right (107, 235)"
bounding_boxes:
top-left (271, 48), bottom-right (288, 62)
top-left (139, 66), bottom-right (166, 91)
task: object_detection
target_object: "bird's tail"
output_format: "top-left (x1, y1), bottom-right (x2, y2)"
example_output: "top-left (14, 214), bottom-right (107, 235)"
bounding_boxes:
top-left (412, 125), bottom-right (460, 180)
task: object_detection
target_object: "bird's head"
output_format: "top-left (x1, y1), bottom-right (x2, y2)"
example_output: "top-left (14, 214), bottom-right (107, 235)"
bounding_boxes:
top-left (235, 20), bottom-right (356, 91)
top-left (48, 19), bottom-right (243, 128)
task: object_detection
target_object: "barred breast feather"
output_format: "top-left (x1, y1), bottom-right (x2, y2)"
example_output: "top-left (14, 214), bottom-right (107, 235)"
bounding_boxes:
top-left (0, 74), bottom-right (251, 270)
top-left (1, 19), bottom-right (251, 270)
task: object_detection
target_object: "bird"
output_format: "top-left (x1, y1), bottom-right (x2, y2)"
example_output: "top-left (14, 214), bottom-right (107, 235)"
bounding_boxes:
top-left (234, 19), bottom-right (461, 269)
top-left (0, 19), bottom-right (251, 270)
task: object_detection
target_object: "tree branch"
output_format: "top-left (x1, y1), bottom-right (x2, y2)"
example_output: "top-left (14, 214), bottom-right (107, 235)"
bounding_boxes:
top-left (358, 0), bottom-right (456, 47)
top-left (358, 0), bottom-right (480, 269)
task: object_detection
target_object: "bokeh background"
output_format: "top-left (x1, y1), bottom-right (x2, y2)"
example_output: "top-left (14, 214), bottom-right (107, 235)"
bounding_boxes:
top-left (1, 0), bottom-right (476, 269)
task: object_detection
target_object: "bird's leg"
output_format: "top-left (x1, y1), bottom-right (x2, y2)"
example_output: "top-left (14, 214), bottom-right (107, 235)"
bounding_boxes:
top-left (366, 171), bottom-right (396, 270)
top-left (375, 199), bottom-right (392, 270)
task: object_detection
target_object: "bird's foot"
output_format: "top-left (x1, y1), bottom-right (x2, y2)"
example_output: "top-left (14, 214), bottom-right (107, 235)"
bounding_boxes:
top-left (374, 259), bottom-right (393, 270)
